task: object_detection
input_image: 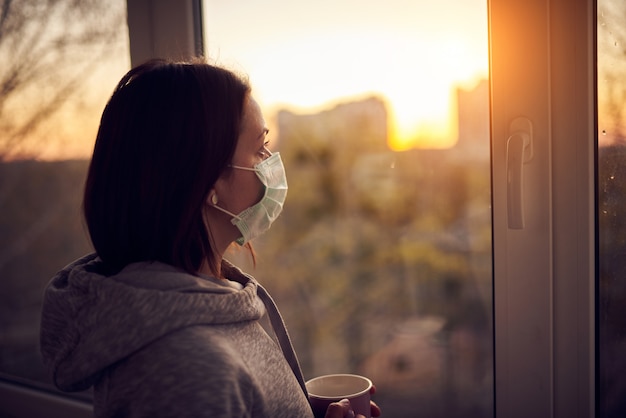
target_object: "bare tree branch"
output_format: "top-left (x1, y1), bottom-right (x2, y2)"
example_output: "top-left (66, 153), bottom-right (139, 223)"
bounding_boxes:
top-left (0, 0), bottom-right (14, 40)
top-left (0, 0), bottom-right (127, 160)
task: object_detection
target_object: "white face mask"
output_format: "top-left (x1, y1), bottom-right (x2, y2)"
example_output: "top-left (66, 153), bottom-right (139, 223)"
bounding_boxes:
top-left (212, 152), bottom-right (288, 245)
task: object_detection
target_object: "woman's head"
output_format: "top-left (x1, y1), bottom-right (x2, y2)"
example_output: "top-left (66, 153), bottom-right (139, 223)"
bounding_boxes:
top-left (83, 58), bottom-right (251, 275)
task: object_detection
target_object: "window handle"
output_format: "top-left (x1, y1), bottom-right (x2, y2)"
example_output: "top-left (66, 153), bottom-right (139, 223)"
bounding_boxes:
top-left (506, 117), bottom-right (533, 229)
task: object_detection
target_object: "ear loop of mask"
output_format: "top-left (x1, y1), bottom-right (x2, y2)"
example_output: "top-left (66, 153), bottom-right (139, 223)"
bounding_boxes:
top-left (210, 194), bottom-right (243, 221)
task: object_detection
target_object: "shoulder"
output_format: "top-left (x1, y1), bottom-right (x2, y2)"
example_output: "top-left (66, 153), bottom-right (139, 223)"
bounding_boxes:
top-left (97, 326), bottom-right (265, 417)
top-left (116, 325), bottom-right (252, 384)
top-left (144, 324), bottom-right (244, 362)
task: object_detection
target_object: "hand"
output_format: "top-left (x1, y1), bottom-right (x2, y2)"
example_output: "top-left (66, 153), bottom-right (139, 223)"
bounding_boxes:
top-left (324, 385), bottom-right (381, 418)
top-left (324, 399), bottom-right (356, 418)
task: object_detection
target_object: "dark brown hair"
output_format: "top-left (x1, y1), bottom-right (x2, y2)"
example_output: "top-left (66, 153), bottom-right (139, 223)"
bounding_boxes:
top-left (83, 59), bottom-right (250, 275)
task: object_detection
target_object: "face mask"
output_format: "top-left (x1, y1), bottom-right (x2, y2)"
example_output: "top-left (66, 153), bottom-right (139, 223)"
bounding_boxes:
top-left (212, 152), bottom-right (288, 245)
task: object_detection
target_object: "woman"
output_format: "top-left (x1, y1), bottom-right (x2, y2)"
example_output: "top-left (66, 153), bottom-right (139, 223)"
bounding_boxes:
top-left (39, 59), bottom-right (380, 418)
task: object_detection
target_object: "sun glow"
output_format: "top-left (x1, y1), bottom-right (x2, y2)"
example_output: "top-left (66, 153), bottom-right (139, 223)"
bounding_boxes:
top-left (382, 40), bottom-right (486, 151)
top-left (205, 0), bottom-right (488, 151)
top-left (230, 36), bottom-right (484, 151)
top-left (388, 101), bottom-right (459, 151)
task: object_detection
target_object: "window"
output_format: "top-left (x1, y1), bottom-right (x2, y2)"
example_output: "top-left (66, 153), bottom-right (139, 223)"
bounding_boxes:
top-left (203, 1), bottom-right (492, 416)
top-left (0, 0), bottom-right (607, 417)
top-left (490, 0), bottom-right (595, 416)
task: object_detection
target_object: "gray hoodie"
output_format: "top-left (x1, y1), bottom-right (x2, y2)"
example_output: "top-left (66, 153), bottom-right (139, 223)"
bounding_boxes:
top-left (40, 253), bottom-right (314, 418)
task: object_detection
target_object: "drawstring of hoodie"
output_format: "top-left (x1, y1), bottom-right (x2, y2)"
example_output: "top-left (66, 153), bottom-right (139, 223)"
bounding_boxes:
top-left (255, 283), bottom-right (309, 399)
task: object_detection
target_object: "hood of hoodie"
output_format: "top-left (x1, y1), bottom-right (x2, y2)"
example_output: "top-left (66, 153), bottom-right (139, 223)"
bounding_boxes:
top-left (40, 253), bottom-right (266, 392)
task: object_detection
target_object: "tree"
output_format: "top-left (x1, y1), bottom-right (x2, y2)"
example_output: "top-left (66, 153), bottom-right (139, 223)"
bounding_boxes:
top-left (0, 0), bottom-right (127, 160)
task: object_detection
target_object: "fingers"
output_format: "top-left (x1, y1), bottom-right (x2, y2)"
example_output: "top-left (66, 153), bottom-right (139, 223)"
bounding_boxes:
top-left (325, 399), bottom-right (355, 418)
top-left (370, 400), bottom-right (382, 417)
top-left (324, 395), bottom-right (380, 418)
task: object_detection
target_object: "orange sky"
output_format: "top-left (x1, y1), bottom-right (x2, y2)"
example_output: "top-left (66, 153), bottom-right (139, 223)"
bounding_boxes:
top-left (13, 0), bottom-right (623, 159)
top-left (202, 0), bottom-right (489, 151)
top-left (6, 0), bottom-right (488, 160)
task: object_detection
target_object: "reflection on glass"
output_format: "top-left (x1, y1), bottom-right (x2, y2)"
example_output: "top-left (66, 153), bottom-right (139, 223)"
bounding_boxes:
top-left (204, 1), bottom-right (492, 417)
top-left (598, 1), bottom-right (626, 416)
top-left (0, 0), bottom-right (129, 387)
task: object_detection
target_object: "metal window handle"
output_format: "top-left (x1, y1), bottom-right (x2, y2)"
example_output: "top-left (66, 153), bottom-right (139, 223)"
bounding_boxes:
top-left (506, 117), bottom-right (533, 229)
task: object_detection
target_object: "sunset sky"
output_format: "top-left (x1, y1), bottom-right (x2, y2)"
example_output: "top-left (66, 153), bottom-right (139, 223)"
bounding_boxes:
top-left (4, 0), bottom-right (489, 160)
top-left (203, 0), bottom-right (489, 150)
top-left (6, 1), bottom-right (621, 158)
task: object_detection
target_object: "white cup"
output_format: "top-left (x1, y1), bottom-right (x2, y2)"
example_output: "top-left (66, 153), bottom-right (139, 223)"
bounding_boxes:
top-left (306, 374), bottom-right (372, 418)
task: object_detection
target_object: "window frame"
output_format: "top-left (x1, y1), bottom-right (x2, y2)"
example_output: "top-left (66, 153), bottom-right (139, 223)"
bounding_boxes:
top-left (490, 0), bottom-right (596, 416)
top-left (126, 0), bottom-right (204, 67)
top-left (0, 375), bottom-right (92, 418)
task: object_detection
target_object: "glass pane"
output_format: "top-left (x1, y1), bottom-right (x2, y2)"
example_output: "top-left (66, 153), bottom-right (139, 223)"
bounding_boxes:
top-left (598, 1), bottom-right (626, 416)
top-left (203, 2), bottom-right (492, 417)
top-left (0, 0), bottom-right (130, 388)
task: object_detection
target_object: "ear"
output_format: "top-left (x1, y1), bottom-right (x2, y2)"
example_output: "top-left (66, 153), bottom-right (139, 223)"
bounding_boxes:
top-left (206, 189), bottom-right (218, 206)
top-left (209, 174), bottom-right (229, 206)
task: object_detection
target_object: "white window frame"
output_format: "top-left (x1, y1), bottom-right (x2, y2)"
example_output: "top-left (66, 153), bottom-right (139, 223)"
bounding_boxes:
top-left (490, 0), bottom-right (595, 417)
top-left (126, 0), bottom-right (204, 67)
